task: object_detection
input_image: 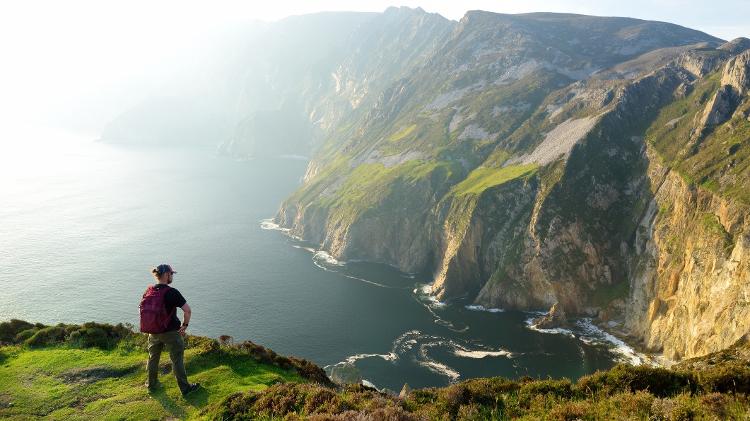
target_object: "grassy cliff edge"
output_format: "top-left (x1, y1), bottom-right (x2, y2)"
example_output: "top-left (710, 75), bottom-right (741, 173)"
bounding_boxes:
top-left (1, 320), bottom-right (750, 420)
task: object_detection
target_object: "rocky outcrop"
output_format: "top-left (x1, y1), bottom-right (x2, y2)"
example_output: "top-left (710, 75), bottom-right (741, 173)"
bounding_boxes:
top-left (531, 302), bottom-right (569, 329)
top-left (693, 51), bottom-right (750, 140)
top-left (697, 85), bottom-right (741, 130)
top-left (626, 154), bottom-right (750, 360)
top-left (722, 50), bottom-right (750, 94)
top-left (677, 49), bottom-right (728, 77)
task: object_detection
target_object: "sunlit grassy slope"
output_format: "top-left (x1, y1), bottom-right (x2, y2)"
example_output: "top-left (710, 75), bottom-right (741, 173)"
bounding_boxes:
top-left (0, 320), bottom-right (324, 420)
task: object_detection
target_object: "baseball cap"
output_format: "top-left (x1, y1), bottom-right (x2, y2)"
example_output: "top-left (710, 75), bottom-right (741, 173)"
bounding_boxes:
top-left (154, 264), bottom-right (177, 275)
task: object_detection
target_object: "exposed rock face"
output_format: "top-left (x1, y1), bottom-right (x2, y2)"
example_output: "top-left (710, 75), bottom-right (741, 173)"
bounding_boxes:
top-left (677, 49), bottom-right (729, 78)
top-left (532, 302), bottom-right (569, 329)
top-left (698, 85), bottom-right (740, 130)
top-left (722, 51), bottom-right (750, 95)
top-left (693, 51), bottom-right (750, 141)
top-left (270, 9), bottom-right (750, 362)
top-left (627, 155), bottom-right (750, 360)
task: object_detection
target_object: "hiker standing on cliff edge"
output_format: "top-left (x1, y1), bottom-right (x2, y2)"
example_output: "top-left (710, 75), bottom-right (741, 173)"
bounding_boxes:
top-left (139, 264), bottom-right (200, 396)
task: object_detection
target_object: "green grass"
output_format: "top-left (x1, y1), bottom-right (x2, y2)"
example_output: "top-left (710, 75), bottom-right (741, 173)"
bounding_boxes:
top-left (0, 325), bottom-right (306, 420)
top-left (313, 159), bottom-right (460, 229)
top-left (387, 124), bottom-right (417, 142)
top-left (451, 164), bottom-right (538, 196)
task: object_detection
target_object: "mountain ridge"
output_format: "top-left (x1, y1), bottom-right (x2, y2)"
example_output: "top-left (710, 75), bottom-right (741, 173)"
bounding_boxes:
top-left (266, 10), bottom-right (749, 363)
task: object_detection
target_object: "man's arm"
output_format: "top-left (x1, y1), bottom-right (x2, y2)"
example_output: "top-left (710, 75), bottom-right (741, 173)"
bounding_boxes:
top-left (178, 303), bottom-right (192, 336)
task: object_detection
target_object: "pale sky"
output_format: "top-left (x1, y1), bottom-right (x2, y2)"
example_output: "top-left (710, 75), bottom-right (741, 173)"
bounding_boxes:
top-left (0, 0), bottom-right (747, 130)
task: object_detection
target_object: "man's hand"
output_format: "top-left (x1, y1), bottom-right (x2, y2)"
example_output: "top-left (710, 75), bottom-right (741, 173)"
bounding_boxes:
top-left (179, 303), bottom-right (192, 337)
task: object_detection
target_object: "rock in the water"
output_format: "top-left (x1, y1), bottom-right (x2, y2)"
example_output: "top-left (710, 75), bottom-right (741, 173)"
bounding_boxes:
top-left (533, 303), bottom-right (568, 329)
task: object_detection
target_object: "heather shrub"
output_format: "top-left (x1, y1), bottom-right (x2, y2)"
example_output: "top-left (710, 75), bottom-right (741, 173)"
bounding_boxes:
top-left (576, 364), bottom-right (696, 397)
top-left (24, 325), bottom-right (67, 347)
top-left (14, 328), bottom-right (37, 343)
top-left (695, 362), bottom-right (750, 394)
top-left (67, 322), bottom-right (131, 349)
top-left (0, 319), bottom-right (38, 343)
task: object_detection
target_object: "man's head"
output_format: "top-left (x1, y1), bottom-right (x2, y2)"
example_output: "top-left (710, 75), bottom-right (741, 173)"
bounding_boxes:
top-left (152, 264), bottom-right (177, 284)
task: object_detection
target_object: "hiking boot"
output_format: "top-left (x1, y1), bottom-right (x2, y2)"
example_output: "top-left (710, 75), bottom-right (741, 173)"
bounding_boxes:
top-left (182, 383), bottom-right (200, 397)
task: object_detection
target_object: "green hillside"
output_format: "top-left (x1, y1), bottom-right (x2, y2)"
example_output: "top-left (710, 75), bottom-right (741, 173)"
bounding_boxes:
top-left (0, 320), bottom-right (326, 420)
top-left (2, 320), bottom-right (749, 420)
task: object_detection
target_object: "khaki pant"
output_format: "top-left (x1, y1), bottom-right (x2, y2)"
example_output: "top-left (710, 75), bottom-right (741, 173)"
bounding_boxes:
top-left (147, 330), bottom-right (190, 393)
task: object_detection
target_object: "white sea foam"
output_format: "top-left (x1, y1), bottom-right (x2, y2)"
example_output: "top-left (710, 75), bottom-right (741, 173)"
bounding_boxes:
top-left (465, 304), bottom-right (505, 313)
top-left (450, 340), bottom-right (514, 359)
top-left (330, 330), bottom-right (517, 385)
top-left (336, 352), bottom-right (398, 365)
top-left (453, 349), bottom-right (513, 359)
top-left (418, 341), bottom-right (461, 381)
top-left (307, 249), bottom-right (401, 289)
top-left (313, 250), bottom-right (345, 266)
top-left (259, 218), bottom-right (290, 232)
top-left (361, 379), bottom-right (378, 389)
top-left (524, 314), bottom-right (576, 337)
top-left (414, 283), bottom-right (447, 308)
top-left (418, 359), bottom-right (461, 382)
top-left (575, 319), bottom-right (649, 366)
top-left (523, 312), bottom-right (653, 366)
top-left (413, 283), bottom-right (433, 295)
top-left (292, 245), bottom-right (317, 253)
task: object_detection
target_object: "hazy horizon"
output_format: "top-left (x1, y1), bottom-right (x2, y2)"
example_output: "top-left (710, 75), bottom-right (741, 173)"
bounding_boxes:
top-left (0, 1), bottom-right (747, 137)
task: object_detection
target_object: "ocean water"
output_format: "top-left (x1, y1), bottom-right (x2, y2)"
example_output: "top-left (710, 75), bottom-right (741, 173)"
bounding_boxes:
top-left (0, 129), bottom-right (635, 390)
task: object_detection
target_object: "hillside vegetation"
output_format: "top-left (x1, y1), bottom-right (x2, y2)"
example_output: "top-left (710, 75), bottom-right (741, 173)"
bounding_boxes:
top-left (1, 320), bottom-right (750, 420)
top-left (0, 320), bottom-right (326, 420)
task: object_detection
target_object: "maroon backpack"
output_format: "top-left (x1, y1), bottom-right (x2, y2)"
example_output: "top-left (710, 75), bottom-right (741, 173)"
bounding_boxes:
top-left (139, 285), bottom-right (175, 334)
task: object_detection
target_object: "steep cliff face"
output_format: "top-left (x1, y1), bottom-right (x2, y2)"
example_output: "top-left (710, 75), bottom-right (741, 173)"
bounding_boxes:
top-left (273, 10), bottom-right (750, 361)
top-left (627, 160), bottom-right (750, 360)
top-left (623, 51), bottom-right (750, 360)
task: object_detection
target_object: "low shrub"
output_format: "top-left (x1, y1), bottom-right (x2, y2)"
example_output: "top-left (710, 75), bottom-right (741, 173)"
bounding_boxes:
top-left (576, 364), bottom-right (696, 397)
top-left (8, 321), bottom-right (132, 349)
top-left (211, 383), bottom-right (350, 419)
top-left (699, 392), bottom-right (730, 419)
top-left (650, 394), bottom-right (699, 421)
top-left (67, 323), bottom-right (131, 349)
top-left (14, 328), bottom-right (38, 343)
top-left (518, 378), bottom-right (574, 407)
top-left (24, 325), bottom-right (68, 347)
top-left (608, 390), bottom-right (655, 417)
top-left (547, 400), bottom-right (592, 421)
top-left (0, 319), bottom-right (39, 343)
top-left (695, 362), bottom-right (750, 394)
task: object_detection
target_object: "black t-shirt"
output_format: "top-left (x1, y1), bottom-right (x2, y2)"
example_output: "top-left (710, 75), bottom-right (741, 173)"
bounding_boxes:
top-left (153, 284), bottom-right (187, 332)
